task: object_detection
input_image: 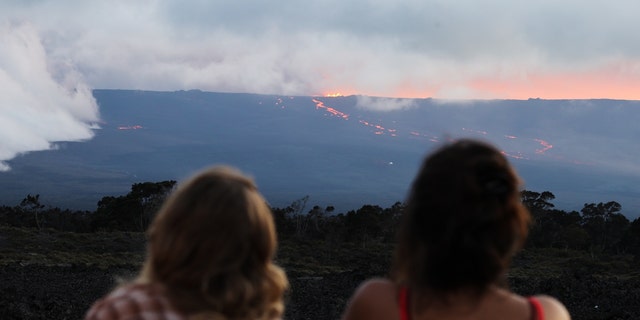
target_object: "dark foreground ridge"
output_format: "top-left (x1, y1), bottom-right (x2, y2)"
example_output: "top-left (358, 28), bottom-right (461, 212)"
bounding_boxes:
top-left (1, 189), bottom-right (640, 319)
top-left (1, 263), bottom-right (639, 320)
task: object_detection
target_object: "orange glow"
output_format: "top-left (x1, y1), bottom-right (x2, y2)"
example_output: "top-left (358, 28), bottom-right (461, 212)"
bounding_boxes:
top-left (470, 65), bottom-right (640, 100)
top-left (325, 93), bottom-right (344, 97)
top-left (389, 80), bottom-right (438, 99)
top-left (319, 62), bottom-right (640, 99)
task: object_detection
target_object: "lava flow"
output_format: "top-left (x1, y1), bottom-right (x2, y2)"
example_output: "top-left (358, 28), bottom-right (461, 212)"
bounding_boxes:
top-left (312, 99), bottom-right (349, 120)
top-left (306, 98), bottom-right (562, 164)
top-left (534, 139), bottom-right (553, 154)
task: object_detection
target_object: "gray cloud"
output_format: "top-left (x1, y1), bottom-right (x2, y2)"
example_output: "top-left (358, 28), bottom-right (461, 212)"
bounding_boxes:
top-left (3, 0), bottom-right (639, 97)
top-left (1, 1), bottom-right (640, 167)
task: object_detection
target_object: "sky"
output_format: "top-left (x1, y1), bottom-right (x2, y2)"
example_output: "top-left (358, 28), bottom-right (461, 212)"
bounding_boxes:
top-left (1, 0), bottom-right (640, 169)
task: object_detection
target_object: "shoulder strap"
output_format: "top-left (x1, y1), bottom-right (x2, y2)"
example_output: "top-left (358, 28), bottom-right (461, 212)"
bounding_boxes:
top-left (398, 286), bottom-right (410, 320)
top-left (527, 297), bottom-right (545, 320)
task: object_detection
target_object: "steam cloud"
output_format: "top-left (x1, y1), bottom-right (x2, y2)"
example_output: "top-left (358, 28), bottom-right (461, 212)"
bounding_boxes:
top-left (0, 23), bottom-right (99, 171)
top-left (356, 96), bottom-right (417, 112)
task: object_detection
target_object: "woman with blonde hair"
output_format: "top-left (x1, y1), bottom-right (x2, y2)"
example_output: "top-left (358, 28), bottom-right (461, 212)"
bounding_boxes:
top-left (342, 139), bottom-right (570, 320)
top-left (85, 166), bottom-right (288, 320)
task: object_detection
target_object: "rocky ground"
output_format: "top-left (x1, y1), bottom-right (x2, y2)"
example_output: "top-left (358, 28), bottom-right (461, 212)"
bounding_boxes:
top-left (1, 264), bottom-right (639, 319)
top-left (0, 264), bottom-right (133, 319)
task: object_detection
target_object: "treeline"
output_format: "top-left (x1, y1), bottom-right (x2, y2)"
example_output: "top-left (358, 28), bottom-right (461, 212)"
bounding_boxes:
top-left (521, 191), bottom-right (640, 255)
top-left (1, 182), bottom-right (639, 259)
top-left (0, 181), bottom-right (177, 233)
top-left (271, 192), bottom-right (640, 258)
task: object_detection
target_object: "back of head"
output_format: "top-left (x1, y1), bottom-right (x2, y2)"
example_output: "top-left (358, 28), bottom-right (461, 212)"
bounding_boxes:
top-left (140, 166), bottom-right (287, 319)
top-left (392, 139), bottom-right (530, 296)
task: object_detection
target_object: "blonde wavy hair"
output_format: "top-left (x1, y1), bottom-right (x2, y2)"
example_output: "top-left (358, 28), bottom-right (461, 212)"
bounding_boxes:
top-left (138, 166), bottom-right (288, 319)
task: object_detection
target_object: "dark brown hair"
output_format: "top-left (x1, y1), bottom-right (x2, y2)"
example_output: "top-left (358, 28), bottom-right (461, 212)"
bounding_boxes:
top-left (139, 166), bottom-right (288, 319)
top-left (391, 139), bottom-right (530, 297)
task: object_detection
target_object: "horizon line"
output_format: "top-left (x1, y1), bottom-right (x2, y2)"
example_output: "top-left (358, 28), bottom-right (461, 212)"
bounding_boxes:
top-left (90, 88), bottom-right (640, 102)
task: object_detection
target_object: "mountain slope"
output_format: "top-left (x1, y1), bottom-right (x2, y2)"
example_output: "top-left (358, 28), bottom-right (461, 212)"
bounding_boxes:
top-left (2, 90), bottom-right (639, 217)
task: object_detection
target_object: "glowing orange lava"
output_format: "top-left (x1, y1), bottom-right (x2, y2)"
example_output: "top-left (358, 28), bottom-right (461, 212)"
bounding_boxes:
top-left (359, 119), bottom-right (398, 136)
top-left (312, 99), bottom-right (349, 120)
top-left (534, 139), bottom-right (553, 154)
top-left (304, 98), bottom-right (568, 165)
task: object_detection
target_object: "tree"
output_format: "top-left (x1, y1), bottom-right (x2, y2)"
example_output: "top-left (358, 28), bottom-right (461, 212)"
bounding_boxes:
top-left (581, 201), bottom-right (629, 252)
top-left (521, 190), bottom-right (557, 248)
top-left (620, 217), bottom-right (640, 259)
top-left (551, 210), bottom-right (587, 250)
top-left (271, 206), bottom-right (294, 238)
top-left (270, 196), bottom-right (309, 238)
top-left (306, 205), bottom-right (326, 239)
top-left (18, 194), bottom-right (45, 230)
top-left (92, 195), bottom-right (141, 231)
top-left (345, 205), bottom-right (384, 247)
top-left (380, 201), bottom-right (404, 242)
top-left (559, 224), bottom-right (590, 250)
top-left (129, 181), bottom-right (176, 231)
top-left (290, 196), bottom-right (310, 237)
top-left (323, 212), bottom-right (347, 247)
top-left (91, 180), bottom-right (176, 231)
top-left (521, 190), bottom-right (555, 212)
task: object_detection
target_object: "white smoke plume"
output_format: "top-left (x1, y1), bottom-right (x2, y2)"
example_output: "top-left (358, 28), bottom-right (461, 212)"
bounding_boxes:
top-left (0, 22), bottom-right (99, 171)
top-left (356, 95), bottom-right (417, 112)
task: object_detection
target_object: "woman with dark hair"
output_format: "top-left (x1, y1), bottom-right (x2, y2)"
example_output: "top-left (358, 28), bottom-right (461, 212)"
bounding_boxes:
top-left (85, 166), bottom-right (288, 320)
top-left (342, 139), bottom-right (570, 320)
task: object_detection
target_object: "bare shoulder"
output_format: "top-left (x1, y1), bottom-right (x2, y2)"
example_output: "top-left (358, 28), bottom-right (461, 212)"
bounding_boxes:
top-left (353, 278), bottom-right (397, 300)
top-left (534, 295), bottom-right (572, 320)
top-left (341, 278), bottom-right (399, 320)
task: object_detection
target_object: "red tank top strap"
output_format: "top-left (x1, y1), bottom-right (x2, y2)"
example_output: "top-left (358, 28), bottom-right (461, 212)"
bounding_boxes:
top-left (398, 286), bottom-right (410, 320)
top-left (527, 296), bottom-right (545, 320)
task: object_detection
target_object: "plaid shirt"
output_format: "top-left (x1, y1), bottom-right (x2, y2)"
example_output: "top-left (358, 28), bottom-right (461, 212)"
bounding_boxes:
top-left (85, 283), bottom-right (185, 320)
